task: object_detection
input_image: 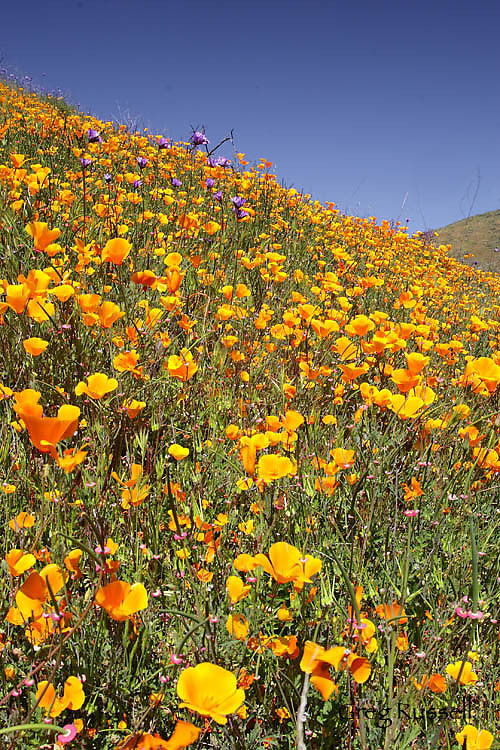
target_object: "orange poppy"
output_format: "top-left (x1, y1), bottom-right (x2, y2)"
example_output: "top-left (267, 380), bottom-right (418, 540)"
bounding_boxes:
top-left (131, 270), bottom-right (157, 288)
top-left (390, 369), bottom-right (421, 393)
top-left (78, 293), bottom-right (101, 313)
top-left (455, 726), bottom-right (493, 750)
top-left (300, 640), bottom-right (371, 700)
top-left (97, 301), bottom-right (125, 328)
top-left (49, 283), bottom-right (74, 302)
top-left (226, 613), bottom-right (249, 640)
top-left (166, 349), bottom-right (198, 381)
top-left (405, 352), bottom-right (430, 374)
top-left (264, 634), bottom-right (299, 659)
top-left (8, 511), bottom-right (35, 531)
top-left (102, 237), bottom-right (132, 265)
top-left (6, 549), bottom-right (36, 576)
top-left (177, 662), bottom-right (245, 725)
top-left (22, 337), bottom-right (49, 356)
top-left (463, 357), bottom-right (500, 394)
top-left (117, 721), bottom-right (201, 749)
top-left (203, 220), bottom-right (221, 235)
top-left (256, 454), bottom-right (295, 482)
top-left (235, 542), bottom-right (321, 587)
top-left (25, 221), bottom-right (61, 251)
top-left (389, 394), bottom-right (424, 419)
top-left (19, 269), bottom-right (52, 297)
top-left (446, 660), bottom-right (478, 686)
top-left (114, 350), bottom-right (141, 375)
top-left (168, 444), bottom-right (190, 461)
top-left (5, 283), bottom-right (31, 314)
top-left (56, 445), bottom-right (88, 473)
top-left (13, 391), bottom-right (80, 458)
top-left (64, 549), bottom-right (83, 579)
top-left (345, 314), bottom-right (375, 337)
top-left (9, 565), bottom-right (66, 621)
top-left (163, 267), bottom-right (185, 293)
top-left (75, 373), bottom-right (118, 399)
top-left (226, 575), bottom-right (251, 604)
top-left (35, 676), bottom-right (85, 717)
top-left (239, 433), bottom-right (269, 476)
top-left (330, 448), bottom-right (356, 469)
top-left (413, 673), bottom-right (447, 693)
top-left (375, 601), bottom-right (408, 625)
top-left (11, 153), bottom-right (26, 168)
top-left (95, 580), bottom-right (148, 621)
top-left (122, 398), bottom-right (146, 418)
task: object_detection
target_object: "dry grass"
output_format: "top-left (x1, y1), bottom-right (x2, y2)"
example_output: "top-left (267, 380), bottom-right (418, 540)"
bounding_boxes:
top-left (433, 209), bottom-right (500, 270)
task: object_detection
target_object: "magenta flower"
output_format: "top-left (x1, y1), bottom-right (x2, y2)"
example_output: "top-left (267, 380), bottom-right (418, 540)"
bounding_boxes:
top-left (469, 610), bottom-right (484, 620)
top-left (57, 724), bottom-right (78, 744)
top-left (455, 605), bottom-right (484, 620)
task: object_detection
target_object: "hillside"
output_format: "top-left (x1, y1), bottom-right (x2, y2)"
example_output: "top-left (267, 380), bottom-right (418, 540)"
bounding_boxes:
top-left (1, 80), bottom-right (500, 748)
top-left (433, 209), bottom-right (500, 269)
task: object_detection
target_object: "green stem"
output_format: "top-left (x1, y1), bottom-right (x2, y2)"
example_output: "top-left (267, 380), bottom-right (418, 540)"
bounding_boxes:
top-left (470, 515), bottom-right (479, 613)
top-left (0, 722), bottom-right (67, 736)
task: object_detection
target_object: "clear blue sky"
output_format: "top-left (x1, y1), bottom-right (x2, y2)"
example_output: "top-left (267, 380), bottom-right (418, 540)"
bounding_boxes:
top-left (2, 0), bottom-right (500, 231)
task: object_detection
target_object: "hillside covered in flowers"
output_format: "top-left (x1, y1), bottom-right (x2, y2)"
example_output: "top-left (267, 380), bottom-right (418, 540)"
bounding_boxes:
top-left (1, 81), bottom-right (500, 749)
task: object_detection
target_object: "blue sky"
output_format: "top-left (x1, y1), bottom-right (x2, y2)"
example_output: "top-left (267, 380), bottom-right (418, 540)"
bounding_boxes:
top-left (2, 0), bottom-right (500, 231)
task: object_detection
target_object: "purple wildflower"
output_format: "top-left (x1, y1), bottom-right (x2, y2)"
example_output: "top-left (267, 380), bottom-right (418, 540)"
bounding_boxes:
top-left (103, 173), bottom-right (112, 183)
top-left (208, 156), bottom-right (231, 168)
top-left (172, 178), bottom-right (182, 187)
top-left (136, 156), bottom-right (148, 169)
top-left (231, 196), bottom-right (246, 209)
top-left (87, 128), bottom-right (102, 143)
top-left (133, 179), bottom-right (142, 189)
top-left (213, 191), bottom-right (223, 202)
top-left (80, 157), bottom-right (92, 169)
top-left (206, 178), bottom-right (215, 188)
top-left (191, 130), bottom-right (209, 147)
top-left (158, 137), bottom-right (170, 149)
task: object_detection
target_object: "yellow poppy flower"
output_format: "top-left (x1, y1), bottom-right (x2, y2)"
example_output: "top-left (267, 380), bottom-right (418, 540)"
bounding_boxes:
top-left (177, 662), bottom-right (245, 725)
top-left (75, 373), bottom-right (118, 399)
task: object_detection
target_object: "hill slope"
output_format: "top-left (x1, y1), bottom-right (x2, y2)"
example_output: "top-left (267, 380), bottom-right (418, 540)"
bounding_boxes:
top-left (433, 209), bottom-right (500, 268)
top-left (2, 80), bottom-right (500, 747)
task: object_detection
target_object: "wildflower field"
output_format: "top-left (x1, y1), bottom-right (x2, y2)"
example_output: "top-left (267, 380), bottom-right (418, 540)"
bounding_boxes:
top-left (1, 81), bottom-right (500, 749)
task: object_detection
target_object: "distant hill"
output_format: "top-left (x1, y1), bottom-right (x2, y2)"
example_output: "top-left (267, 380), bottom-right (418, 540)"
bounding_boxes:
top-left (431, 209), bottom-right (500, 270)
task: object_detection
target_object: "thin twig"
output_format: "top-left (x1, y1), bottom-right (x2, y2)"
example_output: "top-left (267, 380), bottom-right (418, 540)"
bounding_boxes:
top-left (296, 672), bottom-right (310, 750)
